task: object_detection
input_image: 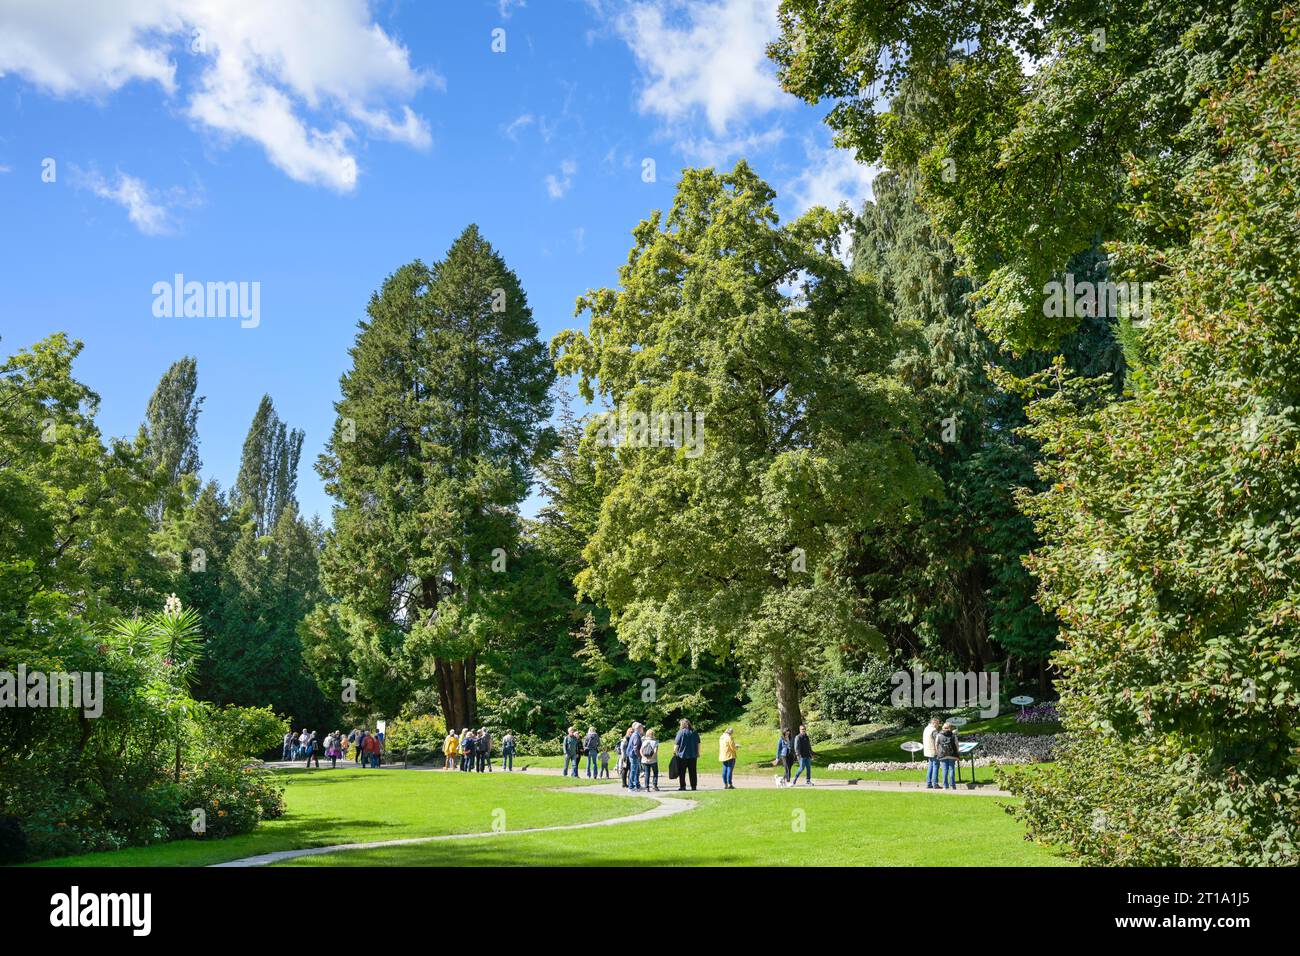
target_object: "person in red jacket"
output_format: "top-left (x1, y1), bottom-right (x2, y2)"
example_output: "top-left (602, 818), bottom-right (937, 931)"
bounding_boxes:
top-left (362, 731), bottom-right (381, 769)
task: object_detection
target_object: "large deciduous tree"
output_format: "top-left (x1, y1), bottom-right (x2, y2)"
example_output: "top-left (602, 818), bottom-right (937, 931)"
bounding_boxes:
top-left (314, 225), bottom-right (555, 730)
top-left (552, 162), bottom-right (936, 730)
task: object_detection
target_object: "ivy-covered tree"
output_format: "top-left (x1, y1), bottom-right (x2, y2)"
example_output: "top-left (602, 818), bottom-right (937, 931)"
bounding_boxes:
top-left (314, 225), bottom-right (556, 729)
top-left (553, 162), bottom-right (936, 731)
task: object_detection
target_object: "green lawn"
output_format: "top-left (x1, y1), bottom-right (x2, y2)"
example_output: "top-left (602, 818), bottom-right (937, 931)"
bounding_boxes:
top-left (275, 787), bottom-right (1068, 867)
top-left (32, 767), bottom-right (652, 867)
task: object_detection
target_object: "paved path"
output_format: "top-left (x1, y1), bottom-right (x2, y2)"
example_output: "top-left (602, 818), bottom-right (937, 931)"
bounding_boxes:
top-left (210, 784), bottom-right (695, 867)
top-left (266, 760), bottom-right (1010, 796)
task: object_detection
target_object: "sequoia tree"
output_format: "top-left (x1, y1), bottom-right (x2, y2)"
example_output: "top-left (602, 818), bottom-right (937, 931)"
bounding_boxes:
top-left (315, 225), bottom-right (555, 729)
top-left (553, 162), bottom-right (935, 730)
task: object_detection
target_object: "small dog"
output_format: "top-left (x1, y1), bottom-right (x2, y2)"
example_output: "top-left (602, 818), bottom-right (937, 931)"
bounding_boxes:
top-left (774, 775), bottom-right (786, 788)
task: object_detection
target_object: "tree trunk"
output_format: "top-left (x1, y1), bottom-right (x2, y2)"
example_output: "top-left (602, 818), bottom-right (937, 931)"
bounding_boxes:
top-left (773, 656), bottom-right (804, 732)
top-left (436, 656), bottom-right (476, 730)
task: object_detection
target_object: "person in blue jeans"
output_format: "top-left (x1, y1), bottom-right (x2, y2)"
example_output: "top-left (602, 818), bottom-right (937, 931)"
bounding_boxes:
top-left (583, 726), bottom-right (601, 778)
top-left (773, 729), bottom-right (794, 785)
top-left (791, 724), bottom-right (815, 785)
top-left (923, 717), bottom-right (942, 789)
top-left (937, 722), bottom-right (960, 789)
top-left (562, 727), bottom-right (581, 776)
top-left (501, 732), bottom-right (516, 771)
top-left (625, 723), bottom-right (643, 791)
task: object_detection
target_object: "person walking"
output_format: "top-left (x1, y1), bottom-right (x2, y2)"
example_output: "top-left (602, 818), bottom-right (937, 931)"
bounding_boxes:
top-left (501, 731), bottom-right (516, 771)
top-left (478, 728), bottom-right (492, 772)
top-left (936, 721), bottom-right (960, 790)
top-left (718, 726), bottom-right (738, 789)
top-left (599, 745), bottom-right (610, 778)
top-left (674, 719), bottom-right (700, 792)
top-left (626, 723), bottom-right (644, 792)
top-left (583, 726), bottom-right (601, 778)
top-left (773, 728), bottom-right (794, 786)
top-left (349, 728), bottom-right (361, 765)
top-left (443, 729), bottom-right (459, 770)
top-left (791, 724), bottom-right (815, 786)
top-left (640, 728), bottom-right (660, 791)
top-left (326, 731), bottom-right (342, 769)
top-left (922, 717), bottom-right (942, 789)
top-left (297, 728), bottom-right (310, 760)
top-left (282, 730), bottom-right (295, 761)
top-left (304, 731), bottom-right (320, 769)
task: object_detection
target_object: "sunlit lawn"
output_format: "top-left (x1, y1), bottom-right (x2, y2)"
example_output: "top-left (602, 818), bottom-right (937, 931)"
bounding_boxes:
top-left (276, 786), bottom-right (1068, 867)
top-left (32, 767), bottom-right (653, 867)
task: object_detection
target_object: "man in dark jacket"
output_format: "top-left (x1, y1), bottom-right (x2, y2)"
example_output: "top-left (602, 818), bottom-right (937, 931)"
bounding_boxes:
top-left (583, 727), bottom-right (601, 778)
top-left (477, 728), bottom-right (492, 772)
top-left (674, 718), bottom-right (701, 791)
top-left (625, 723), bottom-right (644, 791)
top-left (792, 725), bottom-right (815, 785)
top-left (562, 726), bottom-right (581, 777)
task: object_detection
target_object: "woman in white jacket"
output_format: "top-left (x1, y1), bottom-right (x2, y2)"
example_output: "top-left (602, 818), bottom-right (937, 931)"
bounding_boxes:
top-left (922, 717), bottom-right (942, 789)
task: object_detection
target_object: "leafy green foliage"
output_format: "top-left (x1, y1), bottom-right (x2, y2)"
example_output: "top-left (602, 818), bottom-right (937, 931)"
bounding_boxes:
top-left (554, 162), bottom-right (936, 729)
top-left (1004, 41), bottom-right (1300, 864)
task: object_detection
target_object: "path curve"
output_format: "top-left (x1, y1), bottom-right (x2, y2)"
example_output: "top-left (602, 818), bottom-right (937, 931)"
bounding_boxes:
top-left (209, 785), bottom-right (695, 868)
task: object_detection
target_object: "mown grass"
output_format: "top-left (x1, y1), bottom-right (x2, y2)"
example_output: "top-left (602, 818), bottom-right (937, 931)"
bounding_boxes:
top-left (276, 787), bottom-right (1069, 867)
top-left (31, 767), bottom-right (653, 867)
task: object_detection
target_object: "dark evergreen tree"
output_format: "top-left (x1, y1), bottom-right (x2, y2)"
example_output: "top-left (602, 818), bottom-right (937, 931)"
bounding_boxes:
top-left (313, 225), bottom-right (556, 729)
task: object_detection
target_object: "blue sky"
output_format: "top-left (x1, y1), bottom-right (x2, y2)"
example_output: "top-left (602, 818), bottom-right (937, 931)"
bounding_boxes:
top-left (0, 0), bottom-right (876, 523)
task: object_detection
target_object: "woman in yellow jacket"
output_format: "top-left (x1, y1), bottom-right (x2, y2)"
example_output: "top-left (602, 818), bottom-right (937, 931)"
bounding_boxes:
top-left (718, 727), bottom-right (738, 789)
top-left (443, 731), bottom-right (459, 770)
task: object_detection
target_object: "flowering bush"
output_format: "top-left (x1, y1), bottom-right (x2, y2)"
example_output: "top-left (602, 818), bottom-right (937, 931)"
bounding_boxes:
top-left (1015, 702), bottom-right (1059, 724)
top-left (175, 758), bottom-right (284, 840)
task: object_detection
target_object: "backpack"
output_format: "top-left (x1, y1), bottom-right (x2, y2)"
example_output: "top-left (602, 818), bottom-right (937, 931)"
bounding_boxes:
top-left (937, 732), bottom-right (958, 759)
top-left (641, 738), bottom-right (657, 761)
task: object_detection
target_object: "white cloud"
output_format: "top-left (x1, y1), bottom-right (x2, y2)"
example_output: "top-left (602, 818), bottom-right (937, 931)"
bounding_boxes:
top-left (545, 158), bottom-right (577, 198)
top-left (615, 0), bottom-right (786, 135)
top-left (785, 138), bottom-right (879, 215)
top-left (0, 164), bottom-right (11, 174)
top-left (676, 125), bottom-right (785, 166)
top-left (0, 0), bottom-right (436, 192)
top-left (498, 0), bottom-right (527, 17)
top-left (73, 167), bottom-right (180, 235)
top-left (503, 113), bottom-right (535, 140)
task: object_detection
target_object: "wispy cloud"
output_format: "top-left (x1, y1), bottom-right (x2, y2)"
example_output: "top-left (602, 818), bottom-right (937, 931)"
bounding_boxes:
top-left (546, 159), bottom-right (578, 198)
top-left (71, 165), bottom-right (201, 235)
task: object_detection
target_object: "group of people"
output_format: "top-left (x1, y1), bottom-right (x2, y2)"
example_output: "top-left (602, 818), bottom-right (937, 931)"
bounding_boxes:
top-left (281, 728), bottom-right (384, 769)
top-left (771, 724), bottom-right (817, 786)
top-left (558, 719), bottom-right (706, 793)
top-left (922, 717), bottom-right (963, 789)
top-left (441, 728), bottom-right (518, 772)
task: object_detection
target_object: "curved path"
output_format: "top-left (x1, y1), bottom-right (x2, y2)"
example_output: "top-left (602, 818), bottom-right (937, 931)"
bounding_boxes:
top-left (209, 784), bottom-right (695, 868)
